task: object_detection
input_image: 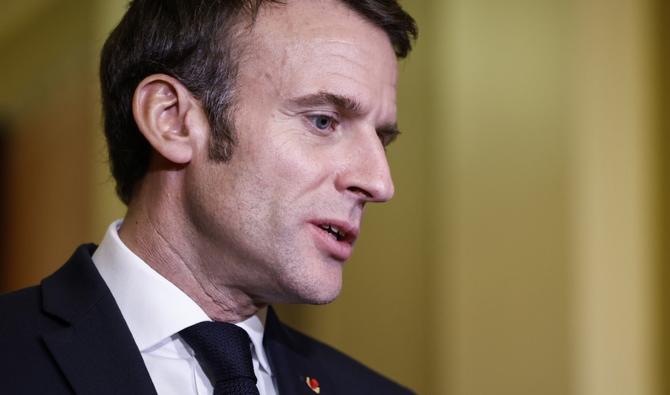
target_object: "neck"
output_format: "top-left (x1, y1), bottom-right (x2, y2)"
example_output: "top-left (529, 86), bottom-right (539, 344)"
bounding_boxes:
top-left (119, 178), bottom-right (263, 323)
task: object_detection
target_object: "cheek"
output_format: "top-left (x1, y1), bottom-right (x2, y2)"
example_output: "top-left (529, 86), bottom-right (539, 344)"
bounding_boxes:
top-left (269, 140), bottom-right (332, 198)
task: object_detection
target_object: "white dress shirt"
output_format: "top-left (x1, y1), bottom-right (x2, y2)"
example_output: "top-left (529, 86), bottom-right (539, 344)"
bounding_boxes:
top-left (91, 220), bottom-right (278, 395)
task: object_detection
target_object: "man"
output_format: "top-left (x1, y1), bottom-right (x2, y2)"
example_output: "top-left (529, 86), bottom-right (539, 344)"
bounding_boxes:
top-left (0, 0), bottom-right (417, 394)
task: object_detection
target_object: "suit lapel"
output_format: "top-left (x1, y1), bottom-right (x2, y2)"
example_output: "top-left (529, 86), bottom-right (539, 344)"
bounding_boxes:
top-left (40, 245), bottom-right (157, 395)
top-left (264, 307), bottom-right (332, 395)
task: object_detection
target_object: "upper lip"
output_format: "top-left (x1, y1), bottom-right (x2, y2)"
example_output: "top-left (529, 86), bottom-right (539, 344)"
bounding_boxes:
top-left (310, 219), bottom-right (360, 244)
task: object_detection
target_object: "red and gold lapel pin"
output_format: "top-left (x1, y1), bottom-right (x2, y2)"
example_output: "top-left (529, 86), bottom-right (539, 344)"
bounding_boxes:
top-left (305, 376), bottom-right (321, 394)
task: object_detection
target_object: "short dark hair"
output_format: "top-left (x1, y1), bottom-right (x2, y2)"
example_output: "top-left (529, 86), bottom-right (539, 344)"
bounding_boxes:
top-left (100, 0), bottom-right (417, 204)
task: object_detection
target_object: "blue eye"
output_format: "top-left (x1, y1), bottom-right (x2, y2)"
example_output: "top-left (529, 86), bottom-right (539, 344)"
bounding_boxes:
top-left (309, 115), bottom-right (336, 131)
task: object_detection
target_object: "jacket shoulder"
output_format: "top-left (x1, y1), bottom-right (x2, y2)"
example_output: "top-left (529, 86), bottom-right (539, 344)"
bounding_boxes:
top-left (0, 285), bottom-right (64, 336)
top-left (0, 285), bottom-right (74, 393)
top-left (0, 243), bottom-right (99, 336)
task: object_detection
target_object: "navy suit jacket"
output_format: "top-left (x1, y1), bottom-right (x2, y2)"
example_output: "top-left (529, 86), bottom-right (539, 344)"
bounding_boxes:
top-left (0, 245), bottom-right (413, 395)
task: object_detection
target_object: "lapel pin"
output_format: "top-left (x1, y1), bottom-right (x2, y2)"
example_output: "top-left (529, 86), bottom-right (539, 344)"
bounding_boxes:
top-left (305, 376), bottom-right (321, 394)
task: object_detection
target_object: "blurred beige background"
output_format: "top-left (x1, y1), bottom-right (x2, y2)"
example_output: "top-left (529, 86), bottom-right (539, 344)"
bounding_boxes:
top-left (0, 0), bottom-right (667, 394)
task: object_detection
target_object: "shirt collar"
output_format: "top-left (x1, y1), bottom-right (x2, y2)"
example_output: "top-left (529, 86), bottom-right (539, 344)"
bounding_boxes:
top-left (92, 220), bottom-right (273, 374)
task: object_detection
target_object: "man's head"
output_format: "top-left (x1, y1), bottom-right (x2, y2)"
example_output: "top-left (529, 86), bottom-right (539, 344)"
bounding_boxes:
top-left (101, 0), bottom-right (416, 204)
top-left (101, 0), bottom-right (417, 308)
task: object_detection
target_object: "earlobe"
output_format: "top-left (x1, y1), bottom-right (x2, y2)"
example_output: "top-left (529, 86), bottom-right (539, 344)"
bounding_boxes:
top-left (132, 74), bottom-right (203, 165)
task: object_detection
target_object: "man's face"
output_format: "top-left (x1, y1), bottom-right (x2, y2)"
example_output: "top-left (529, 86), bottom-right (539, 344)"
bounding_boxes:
top-left (184, 0), bottom-right (398, 304)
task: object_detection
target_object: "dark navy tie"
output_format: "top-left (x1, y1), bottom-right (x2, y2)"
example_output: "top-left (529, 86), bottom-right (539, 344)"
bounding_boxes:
top-left (180, 321), bottom-right (260, 395)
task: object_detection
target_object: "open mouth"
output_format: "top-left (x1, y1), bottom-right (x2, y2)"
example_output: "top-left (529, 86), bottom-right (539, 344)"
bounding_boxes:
top-left (318, 223), bottom-right (346, 241)
top-left (311, 220), bottom-right (359, 245)
top-left (310, 220), bottom-right (358, 261)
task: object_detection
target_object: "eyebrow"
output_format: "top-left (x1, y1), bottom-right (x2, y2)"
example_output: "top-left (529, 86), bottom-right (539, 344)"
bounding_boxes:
top-left (288, 91), bottom-right (401, 146)
top-left (288, 91), bottom-right (364, 114)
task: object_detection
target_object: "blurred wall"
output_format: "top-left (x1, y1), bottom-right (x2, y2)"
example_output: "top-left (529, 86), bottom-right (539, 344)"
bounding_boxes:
top-left (0, 0), bottom-right (97, 289)
top-left (0, 1), bottom-right (665, 394)
top-left (656, 1), bottom-right (669, 394)
top-left (0, 0), bottom-right (127, 290)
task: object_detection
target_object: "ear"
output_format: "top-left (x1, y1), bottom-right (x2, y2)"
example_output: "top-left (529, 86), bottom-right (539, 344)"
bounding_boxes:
top-left (132, 74), bottom-right (207, 164)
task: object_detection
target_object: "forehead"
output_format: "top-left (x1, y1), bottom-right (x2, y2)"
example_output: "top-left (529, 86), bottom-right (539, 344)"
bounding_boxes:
top-left (239, 0), bottom-right (398, 103)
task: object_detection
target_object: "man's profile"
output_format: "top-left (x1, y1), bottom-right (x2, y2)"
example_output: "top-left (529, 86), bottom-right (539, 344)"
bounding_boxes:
top-left (0, 0), bottom-right (417, 394)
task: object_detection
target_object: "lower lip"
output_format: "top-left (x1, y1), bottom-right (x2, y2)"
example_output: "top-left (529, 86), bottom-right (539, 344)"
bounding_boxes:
top-left (310, 224), bottom-right (353, 261)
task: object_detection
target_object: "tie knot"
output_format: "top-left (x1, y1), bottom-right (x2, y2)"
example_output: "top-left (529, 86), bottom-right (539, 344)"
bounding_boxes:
top-left (179, 321), bottom-right (258, 393)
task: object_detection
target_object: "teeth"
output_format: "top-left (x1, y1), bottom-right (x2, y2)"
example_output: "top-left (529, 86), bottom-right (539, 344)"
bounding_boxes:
top-left (319, 224), bottom-right (345, 240)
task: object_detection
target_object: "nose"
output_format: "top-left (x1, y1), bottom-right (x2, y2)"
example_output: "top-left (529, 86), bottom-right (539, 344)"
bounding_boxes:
top-left (336, 129), bottom-right (395, 203)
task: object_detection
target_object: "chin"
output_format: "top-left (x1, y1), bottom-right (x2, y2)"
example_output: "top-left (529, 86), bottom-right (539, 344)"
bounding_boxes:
top-left (305, 284), bottom-right (342, 305)
top-left (279, 270), bottom-right (343, 305)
